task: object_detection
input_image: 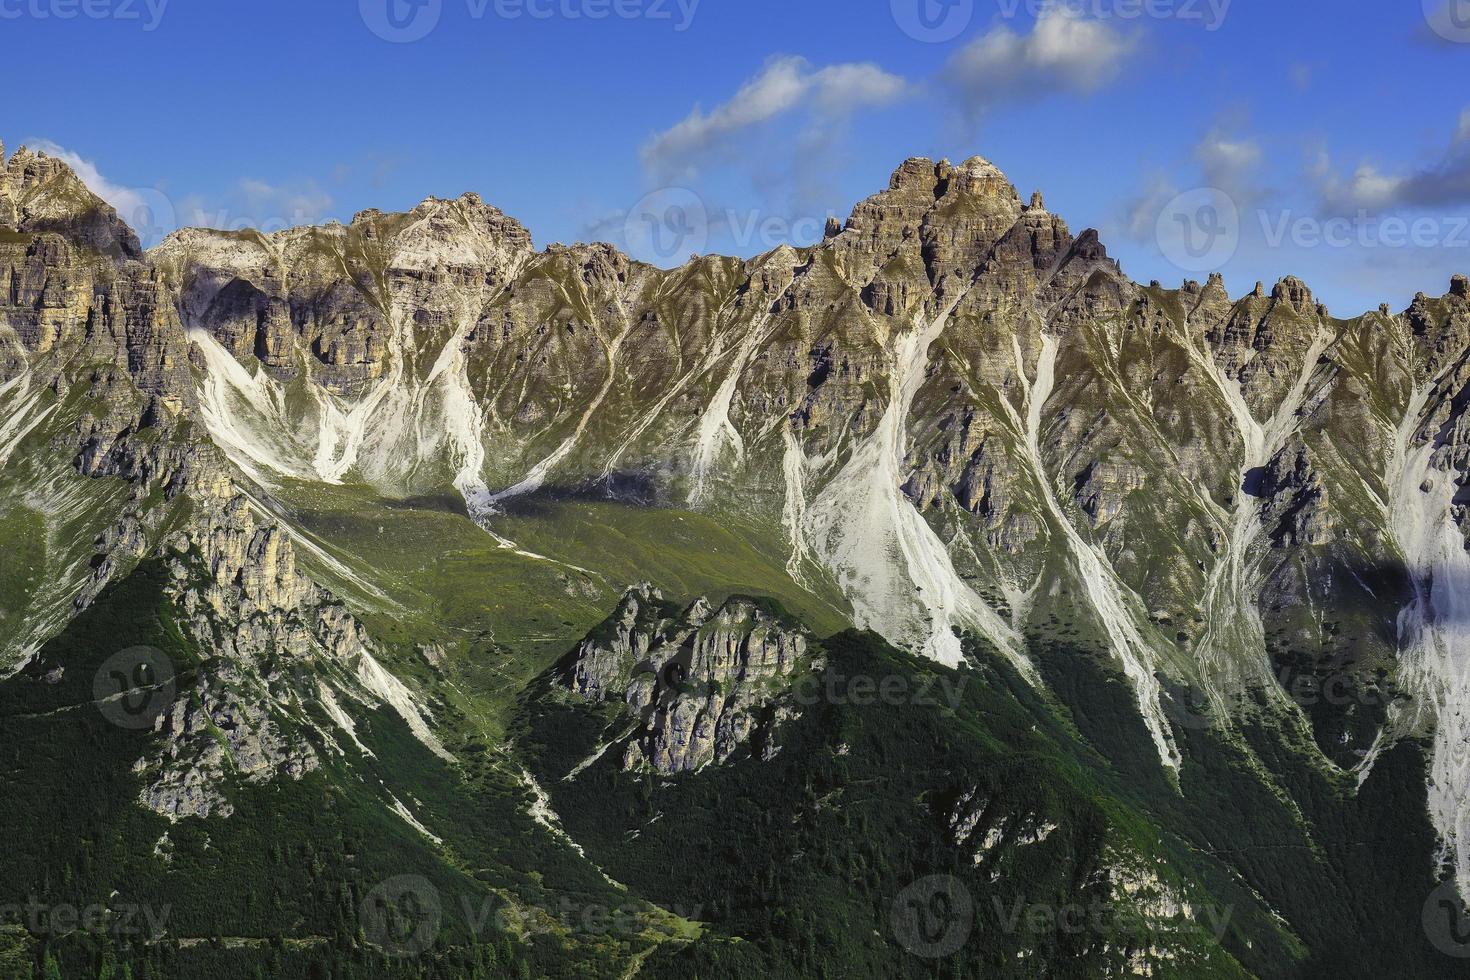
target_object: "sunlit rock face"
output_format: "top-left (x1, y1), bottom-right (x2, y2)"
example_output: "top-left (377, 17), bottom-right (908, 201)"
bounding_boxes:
top-left (8, 141), bottom-right (1470, 895)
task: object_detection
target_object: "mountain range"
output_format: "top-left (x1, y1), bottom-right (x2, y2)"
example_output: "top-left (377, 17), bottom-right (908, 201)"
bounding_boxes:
top-left (3, 140), bottom-right (1470, 977)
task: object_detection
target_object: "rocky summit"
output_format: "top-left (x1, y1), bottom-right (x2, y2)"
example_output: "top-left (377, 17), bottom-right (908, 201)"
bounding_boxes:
top-left (4, 143), bottom-right (1470, 978)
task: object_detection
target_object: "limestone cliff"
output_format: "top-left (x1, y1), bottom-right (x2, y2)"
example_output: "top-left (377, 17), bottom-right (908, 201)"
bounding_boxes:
top-left (558, 585), bottom-right (816, 773)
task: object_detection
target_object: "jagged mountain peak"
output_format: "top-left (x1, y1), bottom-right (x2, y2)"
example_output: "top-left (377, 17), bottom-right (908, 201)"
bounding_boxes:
top-left (876, 154), bottom-right (1022, 207)
top-left (943, 154), bottom-right (1021, 200)
top-left (61, 153), bottom-right (1066, 312)
top-left (155, 188), bottom-right (534, 266)
top-left (0, 141), bottom-right (142, 261)
top-left (884, 154), bottom-right (1016, 198)
top-left (1270, 274), bottom-right (1323, 317)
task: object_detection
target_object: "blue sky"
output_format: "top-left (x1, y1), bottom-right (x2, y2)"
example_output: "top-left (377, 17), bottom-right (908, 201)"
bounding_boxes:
top-left (6, 0), bottom-right (1470, 313)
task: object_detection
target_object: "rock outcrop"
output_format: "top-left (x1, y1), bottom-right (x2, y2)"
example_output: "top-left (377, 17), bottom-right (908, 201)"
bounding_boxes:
top-left (1, 142), bottom-right (142, 259)
top-left (1, 146), bottom-right (447, 819)
top-left (559, 585), bottom-right (817, 773)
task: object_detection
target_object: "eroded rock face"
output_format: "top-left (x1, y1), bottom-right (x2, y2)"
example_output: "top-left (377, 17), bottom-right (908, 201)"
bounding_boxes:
top-left (0, 145), bottom-right (450, 820)
top-left (129, 481), bottom-right (452, 821)
top-left (11, 142), bottom-right (1470, 868)
top-left (1, 142), bottom-right (142, 260)
top-left (559, 585), bottom-right (817, 773)
top-left (6, 148), bottom-right (1461, 737)
top-left (150, 192), bottom-right (535, 392)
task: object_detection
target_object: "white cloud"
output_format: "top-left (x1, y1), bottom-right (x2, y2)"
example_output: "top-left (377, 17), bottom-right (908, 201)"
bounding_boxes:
top-left (1323, 164), bottom-right (1407, 211)
top-left (943, 7), bottom-right (1136, 118)
top-left (637, 12), bottom-right (1136, 216)
top-left (181, 178), bottom-right (333, 233)
top-left (1315, 111), bottom-right (1470, 212)
top-left (22, 140), bottom-right (333, 242)
top-left (640, 56), bottom-right (908, 182)
top-left (1192, 127), bottom-right (1268, 213)
top-left (1116, 126), bottom-right (1263, 244)
top-left (1121, 172), bottom-right (1180, 242)
top-left (1196, 133), bottom-right (1262, 188)
top-left (235, 178), bottom-right (333, 224)
top-left (27, 139), bottom-right (163, 232)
